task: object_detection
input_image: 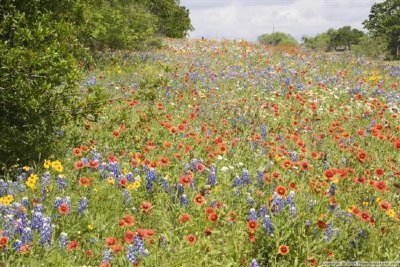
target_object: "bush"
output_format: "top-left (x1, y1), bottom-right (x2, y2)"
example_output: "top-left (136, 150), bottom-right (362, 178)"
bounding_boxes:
top-left (79, 1), bottom-right (161, 50)
top-left (0, 8), bottom-right (104, 170)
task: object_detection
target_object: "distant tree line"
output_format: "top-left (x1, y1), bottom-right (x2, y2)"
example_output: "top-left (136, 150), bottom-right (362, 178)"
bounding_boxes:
top-left (0, 0), bottom-right (192, 170)
top-left (258, 0), bottom-right (399, 59)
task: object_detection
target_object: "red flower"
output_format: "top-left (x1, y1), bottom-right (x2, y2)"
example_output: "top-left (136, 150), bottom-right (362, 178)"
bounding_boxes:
top-left (379, 201), bottom-right (392, 211)
top-left (88, 160), bottom-right (99, 169)
top-left (140, 201), bottom-right (153, 213)
top-left (124, 230), bottom-right (135, 243)
top-left (119, 177), bottom-right (128, 187)
top-left (0, 237), bottom-right (9, 248)
top-left (374, 180), bottom-right (388, 192)
top-left (79, 176), bottom-right (92, 187)
top-left (105, 236), bottom-right (117, 247)
top-left (74, 160), bottom-right (85, 170)
top-left (179, 175), bottom-right (193, 186)
top-left (358, 211), bottom-right (371, 222)
top-left (194, 194), bottom-right (206, 206)
top-left (85, 249), bottom-right (94, 257)
top-left (356, 151), bottom-right (367, 162)
top-left (73, 148), bottom-right (81, 156)
top-left (208, 212), bottom-right (219, 222)
top-left (275, 185), bottom-right (287, 197)
top-left (58, 203), bottom-right (70, 215)
top-left (67, 240), bottom-right (78, 251)
top-left (122, 214), bottom-right (135, 226)
top-left (108, 155), bottom-right (118, 163)
top-left (247, 220), bottom-right (258, 232)
top-left (113, 130), bottom-right (120, 137)
top-left (179, 214), bottom-right (191, 223)
top-left (196, 163), bottom-right (205, 173)
top-left (185, 234), bottom-right (196, 245)
top-left (375, 168), bottom-right (384, 177)
top-left (112, 244), bottom-right (124, 253)
top-left (278, 245), bottom-right (289, 255)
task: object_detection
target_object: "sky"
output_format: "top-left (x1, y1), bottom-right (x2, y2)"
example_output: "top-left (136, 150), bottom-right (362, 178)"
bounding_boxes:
top-left (180, 0), bottom-right (383, 42)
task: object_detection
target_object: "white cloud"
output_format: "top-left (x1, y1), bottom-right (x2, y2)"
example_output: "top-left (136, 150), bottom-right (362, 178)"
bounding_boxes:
top-left (181, 0), bottom-right (383, 41)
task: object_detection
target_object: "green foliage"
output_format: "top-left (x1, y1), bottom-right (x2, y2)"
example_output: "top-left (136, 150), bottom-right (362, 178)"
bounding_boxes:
top-left (352, 35), bottom-right (388, 59)
top-left (0, 2), bottom-right (106, 169)
top-left (363, 0), bottom-right (400, 59)
top-left (258, 32), bottom-right (298, 46)
top-left (258, 32), bottom-right (298, 47)
top-left (302, 33), bottom-right (331, 51)
top-left (79, 0), bottom-right (161, 50)
top-left (304, 27), bottom-right (365, 52)
top-left (141, 0), bottom-right (193, 38)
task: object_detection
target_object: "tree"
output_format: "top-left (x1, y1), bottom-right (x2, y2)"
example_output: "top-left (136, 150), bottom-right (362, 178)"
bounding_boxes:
top-left (363, 0), bottom-right (400, 59)
top-left (258, 32), bottom-right (298, 46)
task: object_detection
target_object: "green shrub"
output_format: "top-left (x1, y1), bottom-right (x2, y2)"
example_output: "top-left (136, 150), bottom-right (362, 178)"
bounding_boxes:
top-left (0, 9), bottom-right (104, 170)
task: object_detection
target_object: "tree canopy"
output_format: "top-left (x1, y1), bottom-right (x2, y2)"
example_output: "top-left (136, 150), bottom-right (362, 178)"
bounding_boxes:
top-left (258, 32), bottom-right (298, 47)
top-left (363, 0), bottom-right (400, 59)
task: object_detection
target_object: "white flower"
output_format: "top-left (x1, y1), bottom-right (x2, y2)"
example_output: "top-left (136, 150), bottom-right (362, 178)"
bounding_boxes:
top-left (221, 166), bottom-right (229, 172)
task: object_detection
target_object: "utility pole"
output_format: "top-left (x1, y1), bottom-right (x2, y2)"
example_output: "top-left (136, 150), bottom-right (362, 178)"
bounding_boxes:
top-left (273, 24), bottom-right (275, 34)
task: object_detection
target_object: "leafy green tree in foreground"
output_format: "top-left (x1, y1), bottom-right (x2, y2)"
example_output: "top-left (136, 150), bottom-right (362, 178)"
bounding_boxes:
top-left (363, 0), bottom-right (400, 59)
top-left (258, 32), bottom-right (298, 47)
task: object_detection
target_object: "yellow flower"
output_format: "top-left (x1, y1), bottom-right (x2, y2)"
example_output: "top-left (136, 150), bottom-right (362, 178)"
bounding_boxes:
top-left (107, 177), bottom-right (115, 185)
top-left (0, 194), bottom-right (14, 206)
top-left (28, 174), bottom-right (38, 181)
top-left (43, 160), bottom-right (51, 169)
top-left (376, 197), bottom-right (382, 203)
top-left (212, 185), bottom-right (221, 194)
top-left (135, 175), bottom-right (142, 182)
top-left (53, 164), bottom-right (64, 173)
top-left (387, 209), bottom-right (396, 218)
top-left (128, 181), bottom-right (141, 190)
top-left (22, 166), bottom-right (30, 172)
top-left (87, 224), bottom-right (94, 231)
top-left (122, 168), bottom-right (128, 175)
top-left (362, 202), bottom-right (369, 207)
top-left (274, 155), bottom-right (282, 162)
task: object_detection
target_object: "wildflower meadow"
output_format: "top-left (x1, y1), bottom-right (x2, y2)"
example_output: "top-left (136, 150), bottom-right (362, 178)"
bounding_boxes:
top-left (1, 39), bottom-right (400, 266)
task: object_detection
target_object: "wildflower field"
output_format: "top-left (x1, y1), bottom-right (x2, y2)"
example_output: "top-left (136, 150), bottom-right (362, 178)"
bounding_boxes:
top-left (1, 39), bottom-right (400, 266)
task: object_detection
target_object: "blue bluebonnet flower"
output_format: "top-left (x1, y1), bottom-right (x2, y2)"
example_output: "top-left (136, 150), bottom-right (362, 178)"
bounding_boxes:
top-left (34, 204), bottom-right (44, 213)
top-left (247, 208), bottom-right (257, 221)
top-left (324, 223), bottom-right (334, 243)
top-left (127, 244), bottom-right (137, 263)
top-left (271, 193), bottom-right (285, 214)
top-left (146, 169), bottom-right (157, 192)
top-left (31, 212), bottom-right (43, 230)
top-left (39, 217), bottom-right (52, 246)
top-left (241, 169), bottom-right (250, 185)
top-left (56, 175), bottom-right (68, 190)
top-left (102, 248), bottom-right (113, 263)
top-left (207, 165), bottom-right (217, 186)
top-left (289, 151), bottom-right (298, 162)
top-left (250, 259), bottom-right (260, 267)
top-left (159, 234), bottom-right (167, 248)
top-left (13, 240), bottom-right (23, 252)
top-left (58, 232), bottom-right (68, 249)
top-left (22, 227), bottom-right (32, 244)
top-left (256, 171), bottom-right (264, 187)
top-left (329, 183), bottom-right (336, 196)
top-left (233, 176), bottom-right (241, 187)
top-left (261, 125), bottom-right (268, 139)
top-left (54, 197), bottom-right (63, 208)
top-left (262, 215), bottom-right (274, 234)
top-left (134, 235), bottom-right (148, 256)
top-left (258, 206), bottom-right (268, 218)
top-left (180, 194), bottom-right (188, 206)
top-left (126, 172), bottom-right (134, 182)
top-left (21, 197), bottom-right (29, 208)
top-left (77, 197), bottom-right (88, 214)
top-left (160, 177), bottom-right (169, 193)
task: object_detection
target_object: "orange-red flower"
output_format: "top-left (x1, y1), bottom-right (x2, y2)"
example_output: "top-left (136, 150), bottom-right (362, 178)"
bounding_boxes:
top-left (67, 240), bottom-right (79, 251)
top-left (208, 212), bottom-right (219, 222)
top-left (185, 234), bottom-right (196, 245)
top-left (140, 201), bottom-right (153, 213)
top-left (194, 194), bottom-right (206, 206)
top-left (275, 185), bottom-right (287, 197)
top-left (179, 214), bottom-right (191, 223)
top-left (58, 203), bottom-right (70, 215)
top-left (79, 176), bottom-right (93, 187)
top-left (124, 230), bottom-right (135, 243)
top-left (278, 245), bottom-right (289, 255)
top-left (105, 236), bottom-right (117, 247)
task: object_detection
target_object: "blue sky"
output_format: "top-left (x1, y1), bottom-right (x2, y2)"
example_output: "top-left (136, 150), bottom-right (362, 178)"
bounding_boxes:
top-left (180, 0), bottom-right (383, 41)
